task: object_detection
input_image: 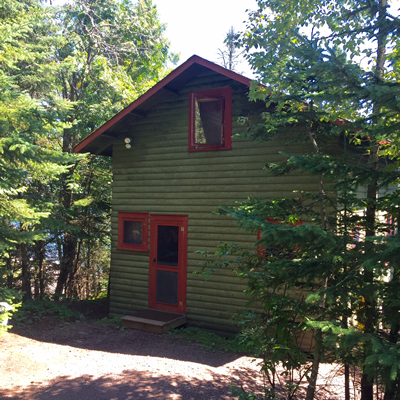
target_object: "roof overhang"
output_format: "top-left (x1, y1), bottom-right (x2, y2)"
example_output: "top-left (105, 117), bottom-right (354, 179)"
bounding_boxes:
top-left (75, 55), bottom-right (253, 156)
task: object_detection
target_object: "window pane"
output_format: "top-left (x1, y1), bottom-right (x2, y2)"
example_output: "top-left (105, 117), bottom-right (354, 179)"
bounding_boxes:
top-left (195, 98), bottom-right (223, 145)
top-left (156, 270), bottom-right (178, 305)
top-left (156, 271), bottom-right (178, 306)
top-left (123, 220), bottom-right (142, 245)
top-left (157, 225), bottom-right (179, 267)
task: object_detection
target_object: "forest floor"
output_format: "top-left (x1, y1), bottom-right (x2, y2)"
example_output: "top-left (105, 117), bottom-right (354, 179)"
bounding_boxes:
top-left (0, 300), bottom-right (355, 400)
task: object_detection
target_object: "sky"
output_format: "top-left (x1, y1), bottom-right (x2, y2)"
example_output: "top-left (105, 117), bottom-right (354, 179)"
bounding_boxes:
top-left (51, 0), bottom-right (258, 77)
top-left (151, 0), bottom-right (258, 77)
top-left (148, 0), bottom-right (400, 76)
top-left (51, 0), bottom-right (400, 78)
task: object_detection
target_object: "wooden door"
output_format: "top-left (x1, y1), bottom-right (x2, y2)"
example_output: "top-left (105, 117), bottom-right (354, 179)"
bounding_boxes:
top-left (149, 214), bottom-right (188, 314)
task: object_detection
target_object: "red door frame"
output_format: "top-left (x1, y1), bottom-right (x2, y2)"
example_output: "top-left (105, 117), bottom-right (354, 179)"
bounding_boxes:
top-left (148, 214), bottom-right (188, 314)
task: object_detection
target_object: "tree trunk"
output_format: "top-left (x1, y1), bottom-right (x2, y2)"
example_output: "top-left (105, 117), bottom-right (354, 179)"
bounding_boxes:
top-left (86, 245), bottom-right (91, 299)
top-left (34, 275), bottom-right (39, 299)
top-left (55, 232), bottom-right (77, 296)
top-left (107, 270), bottom-right (111, 299)
top-left (33, 241), bottom-right (45, 299)
top-left (37, 241), bottom-right (45, 299)
top-left (66, 238), bottom-right (82, 298)
top-left (6, 257), bottom-right (13, 289)
top-left (305, 331), bottom-right (323, 400)
top-left (55, 125), bottom-right (78, 296)
top-left (20, 243), bottom-right (32, 301)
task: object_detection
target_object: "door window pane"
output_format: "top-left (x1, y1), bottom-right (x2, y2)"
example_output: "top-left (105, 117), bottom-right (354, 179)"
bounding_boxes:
top-left (157, 225), bottom-right (179, 267)
top-left (156, 270), bottom-right (178, 305)
top-left (123, 220), bottom-right (142, 245)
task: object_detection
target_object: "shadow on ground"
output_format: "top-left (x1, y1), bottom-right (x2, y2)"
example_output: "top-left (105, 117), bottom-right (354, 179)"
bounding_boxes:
top-left (0, 368), bottom-right (259, 400)
top-left (10, 316), bottom-right (243, 368)
top-left (0, 367), bottom-right (346, 400)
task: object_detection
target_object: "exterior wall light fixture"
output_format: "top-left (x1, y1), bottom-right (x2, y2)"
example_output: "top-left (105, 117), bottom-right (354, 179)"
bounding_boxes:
top-left (124, 137), bottom-right (132, 149)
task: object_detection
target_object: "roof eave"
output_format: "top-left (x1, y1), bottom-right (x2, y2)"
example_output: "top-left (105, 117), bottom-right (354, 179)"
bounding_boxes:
top-left (74, 55), bottom-right (253, 154)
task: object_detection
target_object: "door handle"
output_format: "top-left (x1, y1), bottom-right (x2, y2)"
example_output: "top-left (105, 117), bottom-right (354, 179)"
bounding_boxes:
top-left (153, 258), bottom-right (156, 263)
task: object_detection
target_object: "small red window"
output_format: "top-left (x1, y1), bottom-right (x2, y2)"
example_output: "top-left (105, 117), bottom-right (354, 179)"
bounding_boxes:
top-left (189, 87), bottom-right (232, 152)
top-left (387, 215), bottom-right (396, 236)
top-left (117, 212), bottom-right (149, 252)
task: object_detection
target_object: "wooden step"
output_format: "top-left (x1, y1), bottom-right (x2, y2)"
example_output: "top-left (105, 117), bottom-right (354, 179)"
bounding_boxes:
top-left (121, 309), bottom-right (186, 333)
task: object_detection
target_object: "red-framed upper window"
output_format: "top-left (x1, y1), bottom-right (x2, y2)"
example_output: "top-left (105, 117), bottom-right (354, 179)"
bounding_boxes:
top-left (188, 86), bottom-right (232, 152)
top-left (117, 212), bottom-right (149, 252)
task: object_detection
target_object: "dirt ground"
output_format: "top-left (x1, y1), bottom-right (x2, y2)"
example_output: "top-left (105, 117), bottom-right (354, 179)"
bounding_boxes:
top-left (0, 313), bottom-right (354, 400)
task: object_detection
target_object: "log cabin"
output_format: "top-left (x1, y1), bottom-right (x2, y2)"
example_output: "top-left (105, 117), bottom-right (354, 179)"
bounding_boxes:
top-left (75, 55), bottom-right (319, 337)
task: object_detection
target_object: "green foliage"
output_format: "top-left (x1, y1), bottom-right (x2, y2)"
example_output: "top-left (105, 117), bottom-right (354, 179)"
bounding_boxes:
top-left (89, 291), bottom-right (109, 300)
top-left (200, 0), bottom-right (400, 398)
top-left (0, 0), bottom-right (71, 254)
top-left (199, 242), bottom-right (315, 399)
top-left (48, 0), bottom-right (175, 297)
top-left (98, 316), bottom-right (122, 325)
top-left (0, 0), bottom-right (174, 302)
top-left (11, 299), bottom-right (80, 325)
top-left (54, 0), bottom-right (175, 138)
top-left (168, 327), bottom-right (249, 353)
top-left (98, 316), bottom-right (124, 331)
top-left (0, 288), bottom-right (21, 334)
top-left (231, 385), bottom-right (275, 400)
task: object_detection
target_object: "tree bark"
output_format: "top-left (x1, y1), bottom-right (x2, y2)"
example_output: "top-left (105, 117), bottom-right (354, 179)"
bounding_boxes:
top-left (305, 331), bottom-right (323, 400)
top-left (55, 232), bottom-right (77, 296)
top-left (38, 241), bottom-right (45, 299)
top-left (66, 239), bottom-right (82, 298)
top-left (33, 241), bottom-right (45, 299)
top-left (6, 257), bottom-right (13, 289)
top-left (20, 243), bottom-right (32, 301)
top-left (55, 125), bottom-right (79, 296)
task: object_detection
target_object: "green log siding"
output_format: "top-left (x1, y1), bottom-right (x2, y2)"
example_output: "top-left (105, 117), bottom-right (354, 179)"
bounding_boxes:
top-left (109, 69), bottom-right (317, 334)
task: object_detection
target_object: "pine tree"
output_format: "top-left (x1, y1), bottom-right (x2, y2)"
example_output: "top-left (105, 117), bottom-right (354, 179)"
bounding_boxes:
top-left (52, 0), bottom-right (174, 296)
top-left (0, 0), bottom-right (72, 304)
top-left (202, 0), bottom-right (400, 398)
top-left (217, 26), bottom-right (243, 72)
top-left (1, 0), bottom-right (174, 303)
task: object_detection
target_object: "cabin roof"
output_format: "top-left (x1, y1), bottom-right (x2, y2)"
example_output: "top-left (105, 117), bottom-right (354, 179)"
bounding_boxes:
top-left (75, 55), bottom-right (253, 156)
